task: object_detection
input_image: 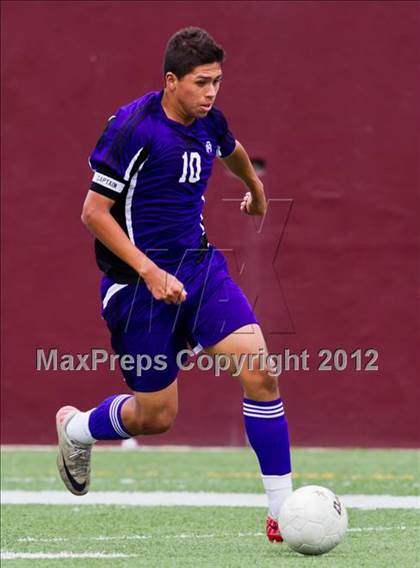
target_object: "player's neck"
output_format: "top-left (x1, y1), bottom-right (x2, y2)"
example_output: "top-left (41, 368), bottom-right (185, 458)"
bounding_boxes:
top-left (161, 91), bottom-right (195, 127)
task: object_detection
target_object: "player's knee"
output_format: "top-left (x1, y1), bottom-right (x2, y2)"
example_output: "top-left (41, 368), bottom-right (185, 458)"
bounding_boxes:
top-left (132, 406), bottom-right (177, 435)
top-left (150, 407), bottom-right (176, 433)
top-left (239, 368), bottom-right (279, 399)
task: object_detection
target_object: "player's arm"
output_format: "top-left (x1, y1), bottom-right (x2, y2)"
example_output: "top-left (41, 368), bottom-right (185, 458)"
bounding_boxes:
top-left (220, 141), bottom-right (267, 216)
top-left (81, 191), bottom-right (187, 304)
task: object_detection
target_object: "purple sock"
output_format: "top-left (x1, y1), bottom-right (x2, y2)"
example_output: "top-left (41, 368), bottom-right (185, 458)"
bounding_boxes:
top-left (243, 397), bottom-right (291, 475)
top-left (88, 394), bottom-right (132, 440)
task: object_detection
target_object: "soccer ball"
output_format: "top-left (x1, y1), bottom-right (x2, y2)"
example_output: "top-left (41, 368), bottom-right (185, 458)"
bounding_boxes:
top-left (278, 485), bottom-right (348, 555)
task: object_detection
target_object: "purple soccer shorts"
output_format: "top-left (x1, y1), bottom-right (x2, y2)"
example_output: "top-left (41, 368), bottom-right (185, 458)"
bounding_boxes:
top-left (100, 246), bottom-right (258, 392)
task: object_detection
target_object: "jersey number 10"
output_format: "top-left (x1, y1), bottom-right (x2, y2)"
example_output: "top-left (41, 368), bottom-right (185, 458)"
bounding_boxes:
top-left (179, 151), bottom-right (202, 183)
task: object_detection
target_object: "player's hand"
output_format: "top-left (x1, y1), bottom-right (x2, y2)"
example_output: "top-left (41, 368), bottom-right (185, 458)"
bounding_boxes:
top-left (141, 263), bottom-right (187, 304)
top-left (240, 189), bottom-right (267, 216)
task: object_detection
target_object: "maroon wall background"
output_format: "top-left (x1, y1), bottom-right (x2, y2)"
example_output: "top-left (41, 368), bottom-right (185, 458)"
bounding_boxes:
top-left (2, 1), bottom-right (419, 446)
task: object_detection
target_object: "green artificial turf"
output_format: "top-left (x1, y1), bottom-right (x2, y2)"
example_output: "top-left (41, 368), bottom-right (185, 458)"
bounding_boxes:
top-left (1, 447), bottom-right (419, 567)
top-left (1, 505), bottom-right (419, 568)
top-left (2, 447), bottom-right (419, 495)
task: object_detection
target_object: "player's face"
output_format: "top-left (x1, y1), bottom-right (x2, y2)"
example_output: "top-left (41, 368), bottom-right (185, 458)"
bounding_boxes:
top-left (173, 63), bottom-right (223, 118)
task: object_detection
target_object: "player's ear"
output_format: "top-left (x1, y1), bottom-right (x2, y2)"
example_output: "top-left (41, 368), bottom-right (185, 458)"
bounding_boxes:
top-left (165, 72), bottom-right (177, 92)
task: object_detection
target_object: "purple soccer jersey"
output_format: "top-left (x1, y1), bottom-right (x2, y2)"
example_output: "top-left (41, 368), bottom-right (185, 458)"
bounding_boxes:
top-left (89, 90), bottom-right (236, 280)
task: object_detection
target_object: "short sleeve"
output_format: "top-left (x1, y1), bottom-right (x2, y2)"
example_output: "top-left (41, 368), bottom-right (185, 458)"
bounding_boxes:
top-left (88, 108), bottom-right (149, 200)
top-left (211, 107), bottom-right (236, 158)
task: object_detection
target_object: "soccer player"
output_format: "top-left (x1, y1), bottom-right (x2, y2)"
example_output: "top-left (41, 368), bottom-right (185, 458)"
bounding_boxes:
top-left (56, 27), bottom-right (292, 542)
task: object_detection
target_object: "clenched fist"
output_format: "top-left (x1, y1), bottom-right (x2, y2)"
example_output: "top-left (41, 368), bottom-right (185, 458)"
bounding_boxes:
top-left (141, 262), bottom-right (187, 304)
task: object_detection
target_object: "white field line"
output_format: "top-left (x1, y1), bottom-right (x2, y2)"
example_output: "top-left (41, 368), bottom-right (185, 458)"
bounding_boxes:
top-left (1, 552), bottom-right (136, 560)
top-left (4, 528), bottom-right (420, 562)
top-left (13, 526), bottom-right (418, 544)
top-left (1, 491), bottom-right (419, 509)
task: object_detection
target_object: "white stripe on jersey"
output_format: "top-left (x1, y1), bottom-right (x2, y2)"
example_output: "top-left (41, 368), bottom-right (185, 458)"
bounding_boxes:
top-left (125, 157), bottom-right (148, 244)
top-left (124, 147), bottom-right (145, 181)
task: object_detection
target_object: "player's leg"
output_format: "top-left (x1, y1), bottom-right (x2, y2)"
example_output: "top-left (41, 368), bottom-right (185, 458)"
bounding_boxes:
top-left (57, 278), bottom-right (182, 495)
top-left (186, 248), bottom-right (291, 540)
top-left (205, 323), bottom-right (292, 540)
top-left (56, 380), bottom-right (178, 496)
top-left (65, 378), bottom-right (178, 440)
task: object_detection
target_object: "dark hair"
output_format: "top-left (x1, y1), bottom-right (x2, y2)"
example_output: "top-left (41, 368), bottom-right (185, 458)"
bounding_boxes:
top-left (164, 27), bottom-right (225, 79)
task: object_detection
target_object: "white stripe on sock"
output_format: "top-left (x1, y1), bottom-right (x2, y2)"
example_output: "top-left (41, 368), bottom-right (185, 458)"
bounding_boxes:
top-left (109, 396), bottom-right (131, 439)
top-left (242, 407), bottom-right (284, 416)
top-left (243, 402), bottom-right (283, 412)
top-left (111, 396), bottom-right (131, 439)
top-left (110, 406), bottom-right (129, 439)
top-left (243, 411), bottom-right (284, 419)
